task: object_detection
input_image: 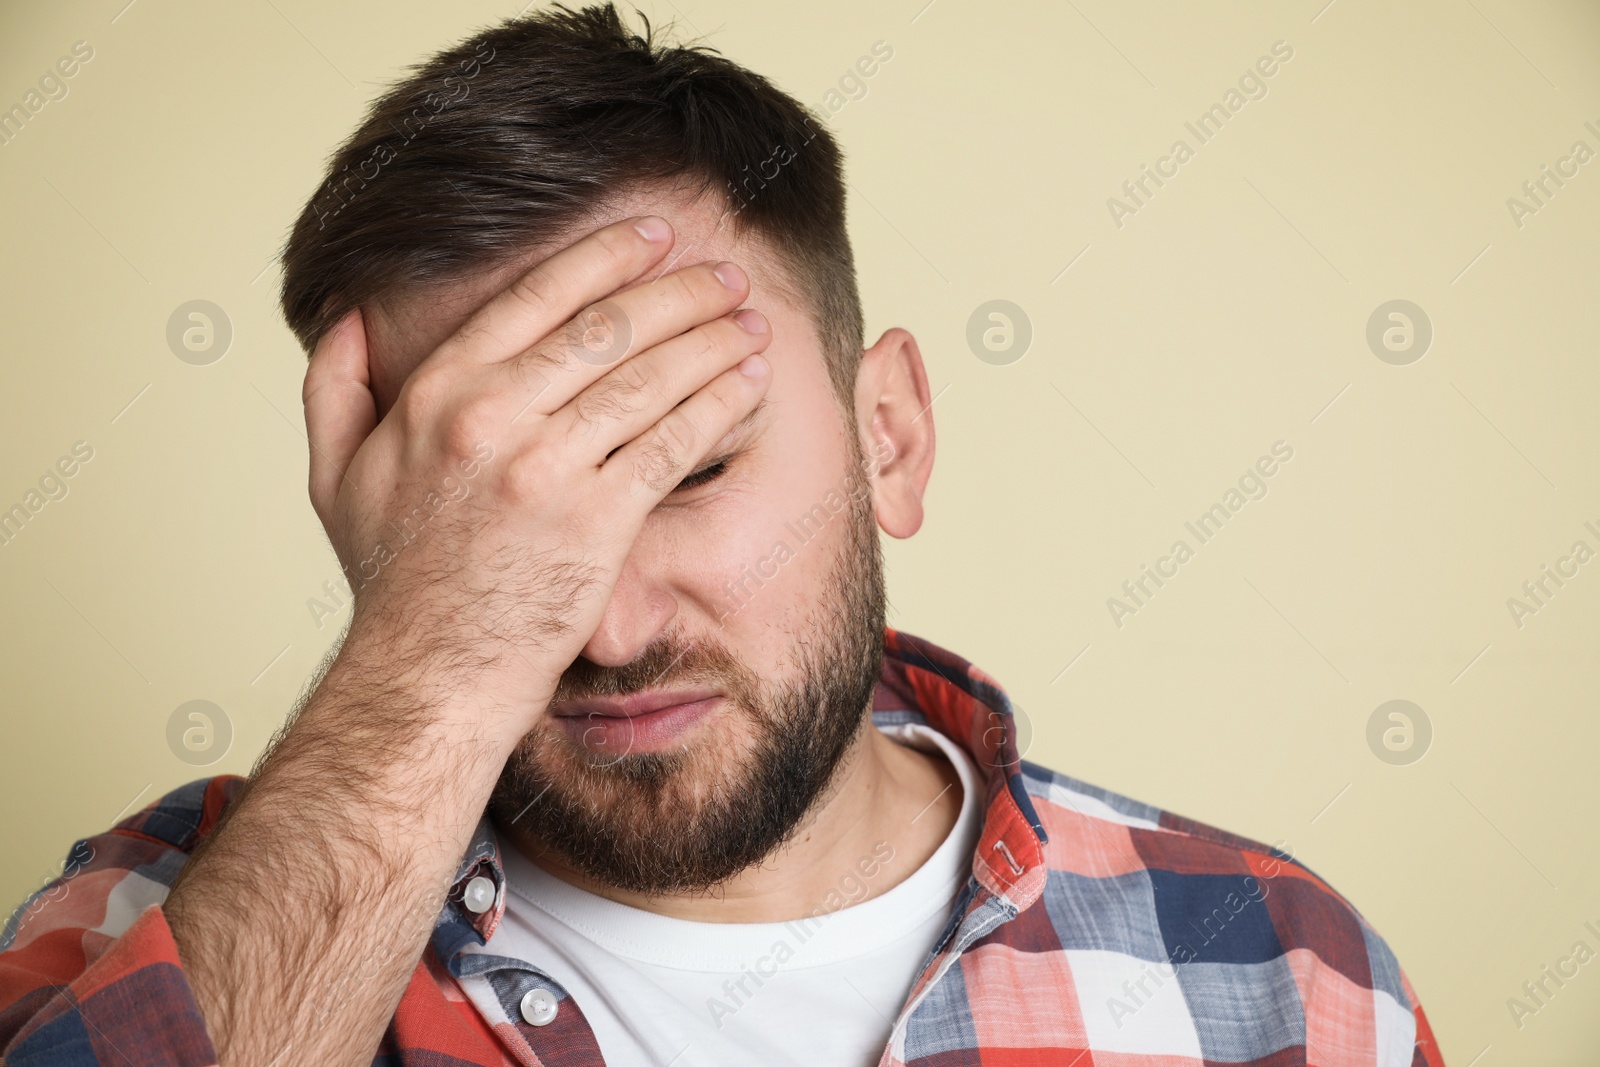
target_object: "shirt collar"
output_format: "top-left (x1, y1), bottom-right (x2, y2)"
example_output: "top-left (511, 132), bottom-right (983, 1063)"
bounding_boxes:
top-left (431, 625), bottom-right (1048, 955)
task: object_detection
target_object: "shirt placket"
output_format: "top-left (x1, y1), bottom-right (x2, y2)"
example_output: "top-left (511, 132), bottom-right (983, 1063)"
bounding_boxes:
top-left (874, 883), bottom-right (1018, 1067)
top-left (432, 831), bottom-right (609, 1066)
top-left (452, 950), bottom-right (609, 1066)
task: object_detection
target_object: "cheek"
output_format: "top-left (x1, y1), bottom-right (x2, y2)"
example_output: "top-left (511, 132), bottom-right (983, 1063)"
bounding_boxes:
top-left (691, 493), bottom-right (805, 627)
top-left (670, 465), bottom-right (847, 630)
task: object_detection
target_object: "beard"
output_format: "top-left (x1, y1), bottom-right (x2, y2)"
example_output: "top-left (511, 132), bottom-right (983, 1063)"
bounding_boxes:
top-left (487, 438), bottom-right (887, 897)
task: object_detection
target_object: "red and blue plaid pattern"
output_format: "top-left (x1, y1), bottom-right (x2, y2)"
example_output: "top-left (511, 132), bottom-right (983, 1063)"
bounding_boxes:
top-left (1, 626), bottom-right (1443, 1065)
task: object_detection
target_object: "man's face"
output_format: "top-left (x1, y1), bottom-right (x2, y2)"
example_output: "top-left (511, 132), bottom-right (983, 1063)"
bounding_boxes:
top-left (366, 188), bottom-right (892, 896)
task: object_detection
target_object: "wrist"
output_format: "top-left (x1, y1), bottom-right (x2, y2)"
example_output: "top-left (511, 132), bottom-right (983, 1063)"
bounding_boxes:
top-left (331, 609), bottom-right (555, 756)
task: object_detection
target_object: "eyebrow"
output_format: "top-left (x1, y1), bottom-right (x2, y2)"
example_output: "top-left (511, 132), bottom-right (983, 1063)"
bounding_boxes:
top-left (732, 394), bottom-right (770, 437)
top-left (670, 395), bottom-right (769, 489)
top-left (677, 394), bottom-right (766, 478)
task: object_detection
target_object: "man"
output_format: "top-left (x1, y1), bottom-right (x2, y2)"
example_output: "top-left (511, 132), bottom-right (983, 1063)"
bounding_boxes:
top-left (0, 5), bottom-right (1442, 1065)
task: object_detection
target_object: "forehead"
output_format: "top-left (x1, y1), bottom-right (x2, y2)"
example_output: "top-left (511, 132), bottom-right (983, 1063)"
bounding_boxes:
top-left (365, 184), bottom-right (806, 406)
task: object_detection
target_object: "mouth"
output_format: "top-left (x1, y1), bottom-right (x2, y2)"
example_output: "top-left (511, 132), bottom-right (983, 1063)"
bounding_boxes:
top-left (548, 688), bottom-right (724, 756)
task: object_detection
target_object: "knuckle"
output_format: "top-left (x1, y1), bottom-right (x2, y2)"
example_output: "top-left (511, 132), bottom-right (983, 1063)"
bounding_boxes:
top-left (502, 446), bottom-right (552, 504)
top-left (440, 396), bottom-right (497, 459)
top-left (688, 325), bottom-right (721, 360)
top-left (578, 363), bottom-right (651, 424)
top-left (300, 363), bottom-right (326, 406)
top-left (523, 342), bottom-right (575, 382)
top-left (396, 368), bottom-right (446, 427)
top-left (635, 440), bottom-right (681, 495)
top-left (600, 223), bottom-right (640, 263)
top-left (705, 376), bottom-right (742, 417)
top-left (635, 419), bottom-right (697, 492)
top-left (611, 359), bottom-right (655, 400)
top-left (509, 266), bottom-right (556, 315)
top-left (659, 271), bottom-right (698, 312)
top-left (562, 406), bottom-right (603, 450)
top-left (504, 356), bottom-right (554, 403)
top-left (656, 412), bottom-right (701, 457)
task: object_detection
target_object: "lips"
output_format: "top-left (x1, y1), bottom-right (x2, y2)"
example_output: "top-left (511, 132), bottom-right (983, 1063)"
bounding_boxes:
top-left (549, 686), bottom-right (723, 720)
top-left (550, 690), bottom-right (725, 755)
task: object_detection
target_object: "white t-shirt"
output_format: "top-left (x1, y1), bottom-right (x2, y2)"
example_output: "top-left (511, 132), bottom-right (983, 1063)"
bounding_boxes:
top-left (486, 722), bottom-right (983, 1067)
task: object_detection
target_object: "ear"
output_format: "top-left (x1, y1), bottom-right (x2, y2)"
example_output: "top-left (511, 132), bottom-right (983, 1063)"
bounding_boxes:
top-left (853, 328), bottom-right (935, 539)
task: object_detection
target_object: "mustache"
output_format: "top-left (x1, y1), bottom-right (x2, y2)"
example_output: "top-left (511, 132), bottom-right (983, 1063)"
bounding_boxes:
top-left (550, 634), bottom-right (756, 705)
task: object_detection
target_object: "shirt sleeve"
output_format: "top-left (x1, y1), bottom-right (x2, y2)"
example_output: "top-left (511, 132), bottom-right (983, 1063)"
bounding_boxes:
top-left (1271, 865), bottom-right (1447, 1067)
top-left (1402, 967), bottom-right (1446, 1067)
top-left (0, 777), bottom-right (242, 1066)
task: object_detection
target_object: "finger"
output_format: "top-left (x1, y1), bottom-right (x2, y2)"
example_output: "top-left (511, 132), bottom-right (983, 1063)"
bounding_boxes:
top-left (602, 351), bottom-right (771, 502)
top-left (472, 258), bottom-right (752, 438)
top-left (509, 257), bottom-right (749, 381)
top-left (551, 308), bottom-right (770, 466)
top-left (451, 259), bottom-right (748, 441)
top-left (303, 307), bottom-right (376, 524)
top-left (424, 215), bottom-right (675, 373)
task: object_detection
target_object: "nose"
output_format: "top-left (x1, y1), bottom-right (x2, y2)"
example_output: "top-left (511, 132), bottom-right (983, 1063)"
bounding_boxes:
top-left (577, 552), bottom-right (678, 668)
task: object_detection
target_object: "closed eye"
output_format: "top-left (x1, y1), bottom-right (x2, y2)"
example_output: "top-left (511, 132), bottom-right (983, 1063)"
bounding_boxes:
top-left (672, 459), bottom-right (728, 492)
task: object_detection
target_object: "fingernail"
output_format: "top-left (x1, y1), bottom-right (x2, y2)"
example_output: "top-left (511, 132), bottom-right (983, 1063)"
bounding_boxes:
top-left (634, 216), bottom-right (671, 242)
top-left (714, 262), bottom-right (746, 290)
top-left (733, 309), bottom-right (767, 334)
top-left (739, 354), bottom-right (768, 378)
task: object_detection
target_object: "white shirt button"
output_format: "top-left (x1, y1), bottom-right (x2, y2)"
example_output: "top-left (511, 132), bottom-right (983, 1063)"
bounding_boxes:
top-left (462, 875), bottom-right (497, 915)
top-left (520, 987), bottom-right (559, 1026)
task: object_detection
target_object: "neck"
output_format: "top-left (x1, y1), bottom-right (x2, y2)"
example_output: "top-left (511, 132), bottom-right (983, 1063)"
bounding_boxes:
top-left (500, 721), bottom-right (962, 923)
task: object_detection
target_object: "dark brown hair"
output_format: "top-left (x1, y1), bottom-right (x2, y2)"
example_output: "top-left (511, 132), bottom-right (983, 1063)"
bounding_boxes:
top-left (278, 2), bottom-right (864, 413)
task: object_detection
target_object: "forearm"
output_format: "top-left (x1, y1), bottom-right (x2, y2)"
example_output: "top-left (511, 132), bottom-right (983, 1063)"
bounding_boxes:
top-left (164, 619), bottom-right (533, 1067)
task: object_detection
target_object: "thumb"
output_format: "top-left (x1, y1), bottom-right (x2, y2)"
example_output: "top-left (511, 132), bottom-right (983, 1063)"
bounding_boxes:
top-left (302, 307), bottom-right (376, 526)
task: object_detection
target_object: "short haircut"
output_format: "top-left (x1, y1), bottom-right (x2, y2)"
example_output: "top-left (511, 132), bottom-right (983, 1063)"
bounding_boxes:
top-left (278, 2), bottom-right (865, 415)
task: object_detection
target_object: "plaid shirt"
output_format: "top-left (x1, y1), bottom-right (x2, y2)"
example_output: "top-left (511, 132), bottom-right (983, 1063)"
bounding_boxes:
top-left (2, 626), bottom-right (1443, 1066)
